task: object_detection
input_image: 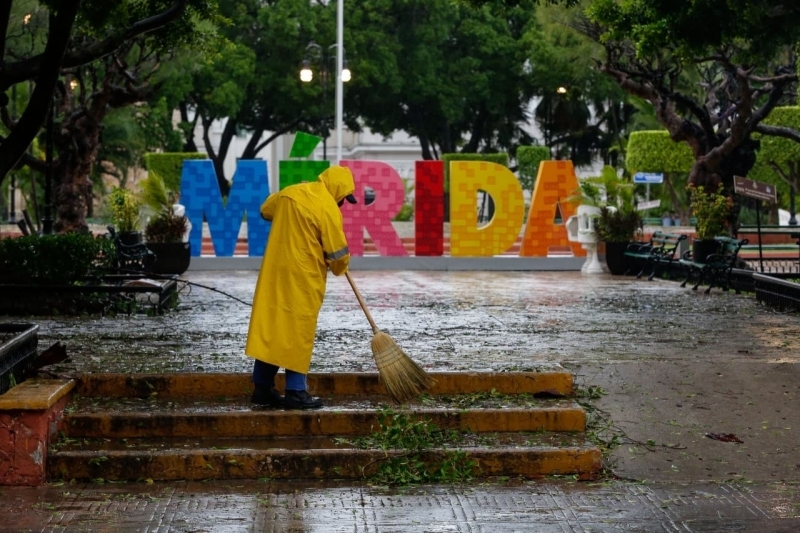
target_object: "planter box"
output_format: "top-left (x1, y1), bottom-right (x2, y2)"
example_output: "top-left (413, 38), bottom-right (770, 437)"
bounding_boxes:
top-left (0, 323), bottom-right (39, 395)
top-left (146, 242), bottom-right (191, 275)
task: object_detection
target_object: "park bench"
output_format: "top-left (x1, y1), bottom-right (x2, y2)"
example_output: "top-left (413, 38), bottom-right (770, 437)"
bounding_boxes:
top-left (679, 236), bottom-right (748, 294)
top-left (106, 226), bottom-right (155, 274)
top-left (623, 231), bottom-right (687, 280)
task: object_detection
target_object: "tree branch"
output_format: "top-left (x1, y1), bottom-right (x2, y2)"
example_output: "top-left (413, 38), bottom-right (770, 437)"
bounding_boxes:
top-left (671, 90), bottom-right (716, 143)
top-left (250, 118), bottom-right (304, 157)
top-left (2, 0), bottom-right (188, 87)
top-left (0, 2), bottom-right (11, 66)
top-left (754, 123), bottom-right (800, 143)
top-left (0, 1), bottom-right (80, 185)
top-left (19, 150), bottom-right (47, 174)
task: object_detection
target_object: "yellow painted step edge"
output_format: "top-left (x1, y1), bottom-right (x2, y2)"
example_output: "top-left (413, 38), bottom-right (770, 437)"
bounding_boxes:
top-left (0, 379), bottom-right (75, 410)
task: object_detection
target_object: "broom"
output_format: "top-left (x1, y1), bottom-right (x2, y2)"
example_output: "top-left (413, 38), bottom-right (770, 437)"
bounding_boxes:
top-left (345, 271), bottom-right (436, 403)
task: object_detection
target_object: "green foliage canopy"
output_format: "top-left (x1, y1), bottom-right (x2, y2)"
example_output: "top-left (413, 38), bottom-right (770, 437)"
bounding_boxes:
top-left (580, 0), bottom-right (800, 196)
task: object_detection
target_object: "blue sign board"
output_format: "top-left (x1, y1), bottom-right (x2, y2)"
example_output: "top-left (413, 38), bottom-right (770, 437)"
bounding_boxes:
top-left (633, 172), bottom-right (664, 184)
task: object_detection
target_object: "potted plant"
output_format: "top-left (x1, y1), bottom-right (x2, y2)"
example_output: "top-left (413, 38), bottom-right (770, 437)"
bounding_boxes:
top-left (108, 187), bottom-right (143, 245)
top-left (594, 206), bottom-right (644, 274)
top-left (569, 167), bottom-right (643, 274)
top-left (141, 172), bottom-right (191, 275)
top-left (688, 184), bottom-right (732, 262)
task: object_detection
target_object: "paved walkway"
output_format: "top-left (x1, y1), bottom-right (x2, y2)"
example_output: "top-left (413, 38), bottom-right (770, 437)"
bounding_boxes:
top-left (4, 479), bottom-right (799, 532)
top-left (1, 270), bottom-right (799, 531)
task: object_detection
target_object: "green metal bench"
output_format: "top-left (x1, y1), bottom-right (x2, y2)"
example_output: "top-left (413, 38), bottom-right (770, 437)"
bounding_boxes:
top-left (623, 231), bottom-right (687, 280)
top-left (679, 236), bottom-right (748, 294)
top-left (105, 226), bottom-right (155, 274)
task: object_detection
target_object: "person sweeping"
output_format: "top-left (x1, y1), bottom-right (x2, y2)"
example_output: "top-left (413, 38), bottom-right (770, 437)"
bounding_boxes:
top-left (245, 165), bottom-right (357, 409)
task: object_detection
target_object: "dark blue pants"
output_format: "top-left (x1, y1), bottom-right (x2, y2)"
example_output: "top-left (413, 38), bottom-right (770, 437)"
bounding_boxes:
top-left (252, 360), bottom-right (307, 390)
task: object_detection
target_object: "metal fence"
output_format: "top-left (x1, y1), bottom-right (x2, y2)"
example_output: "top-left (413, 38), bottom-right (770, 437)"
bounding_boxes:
top-left (0, 276), bottom-right (179, 316)
top-left (753, 273), bottom-right (800, 312)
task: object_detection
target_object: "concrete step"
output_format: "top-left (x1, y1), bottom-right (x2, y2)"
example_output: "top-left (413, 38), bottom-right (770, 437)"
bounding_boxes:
top-left (59, 397), bottom-right (587, 438)
top-left (49, 433), bottom-right (599, 482)
top-left (48, 370), bottom-right (601, 482)
top-left (73, 371), bottom-right (575, 399)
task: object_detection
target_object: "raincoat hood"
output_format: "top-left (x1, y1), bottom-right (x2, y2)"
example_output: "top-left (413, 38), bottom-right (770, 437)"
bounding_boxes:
top-left (319, 166), bottom-right (356, 204)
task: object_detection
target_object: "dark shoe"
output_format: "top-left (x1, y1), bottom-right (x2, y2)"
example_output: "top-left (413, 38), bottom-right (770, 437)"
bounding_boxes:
top-left (284, 390), bottom-right (323, 410)
top-left (251, 385), bottom-right (284, 408)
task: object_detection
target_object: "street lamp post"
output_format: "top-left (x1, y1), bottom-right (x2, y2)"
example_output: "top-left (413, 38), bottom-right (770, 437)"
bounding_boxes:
top-left (299, 42), bottom-right (351, 160)
top-left (8, 85), bottom-right (17, 223)
top-left (544, 87), bottom-right (568, 157)
top-left (42, 94), bottom-right (55, 235)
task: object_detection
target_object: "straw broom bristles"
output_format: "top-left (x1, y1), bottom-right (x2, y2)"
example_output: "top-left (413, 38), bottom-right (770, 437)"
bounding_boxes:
top-left (371, 330), bottom-right (437, 404)
top-left (345, 272), bottom-right (437, 403)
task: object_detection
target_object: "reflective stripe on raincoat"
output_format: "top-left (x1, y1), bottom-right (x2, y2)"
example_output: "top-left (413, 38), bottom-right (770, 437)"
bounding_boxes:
top-left (245, 166), bottom-right (355, 374)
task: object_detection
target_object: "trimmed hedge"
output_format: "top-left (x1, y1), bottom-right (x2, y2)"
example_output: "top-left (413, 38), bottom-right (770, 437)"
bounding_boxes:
top-left (750, 106), bottom-right (800, 203)
top-left (516, 146), bottom-right (550, 192)
top-left (625, 131), bottom-right (694, 173)
top-left (441, 153), bottom-right (509, 192)
top-left (0, 234), bottom-right (116, 285)
top-left (144, 152), bottom-right (206, 193)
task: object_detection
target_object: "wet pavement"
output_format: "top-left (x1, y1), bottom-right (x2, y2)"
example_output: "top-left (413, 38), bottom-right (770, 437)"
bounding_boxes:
top-left (3, 479), bottom-right (799, 532)
top-left (27, 271), bottom-right (800, 374)
top-left (2, 270), bottom-right (800, 530)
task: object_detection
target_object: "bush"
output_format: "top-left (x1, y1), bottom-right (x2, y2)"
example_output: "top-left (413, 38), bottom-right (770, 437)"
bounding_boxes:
top-left (145, 211), bottom-right (189, 243)
top-left (393, 180), bottom-right (415, 222)
top-left (688, 184), bottom-right (732, 239)
top-left (144, 152), bottom-right (206, 193)
top-left (625, 131), bottom-right (694, 173)
top-left (108, 188), bottom-right (142, 233)
top-left (594, 207), bottom-right (643, 243)
top-left (0, 234), bottom-right (116, 285)
top-left (516, 146), bottom-right (550, 192)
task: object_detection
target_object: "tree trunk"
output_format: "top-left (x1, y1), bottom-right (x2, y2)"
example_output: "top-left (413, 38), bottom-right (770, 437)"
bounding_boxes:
top-left (200, 115), bottom-right (231, 197)
top-left (53, 96), bottom-right (109, 233)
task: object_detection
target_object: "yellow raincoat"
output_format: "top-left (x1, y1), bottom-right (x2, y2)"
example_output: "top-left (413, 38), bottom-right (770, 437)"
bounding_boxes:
top-left (245, 166), bottom-right (354, 373)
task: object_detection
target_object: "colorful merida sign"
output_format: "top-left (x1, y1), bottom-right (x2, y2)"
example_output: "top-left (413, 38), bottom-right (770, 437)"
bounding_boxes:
top-left (179, 134), bottom-right (586, 258)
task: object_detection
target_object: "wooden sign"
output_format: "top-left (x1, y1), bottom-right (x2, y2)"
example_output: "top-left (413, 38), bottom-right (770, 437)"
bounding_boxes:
top-left (734, 176), bottom-right (777, 204)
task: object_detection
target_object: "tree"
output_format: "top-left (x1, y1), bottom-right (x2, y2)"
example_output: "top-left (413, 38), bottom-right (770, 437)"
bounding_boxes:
top-left (176, 0), bottom-right (326, 194)
top-left (475, 0), bottom-right (800, 213)
top-left (346, 0), bottom-right (539, 160)
top-left (578, 0), bottom-right (800, 200)
top-left (0, 0), bottom-right (217, 232)
top-left (528, 5), bottom-right (640, 167)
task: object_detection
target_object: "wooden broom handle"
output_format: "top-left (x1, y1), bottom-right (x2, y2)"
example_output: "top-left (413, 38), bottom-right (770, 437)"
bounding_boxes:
top-left (345, 271), bottom-right (379, 333)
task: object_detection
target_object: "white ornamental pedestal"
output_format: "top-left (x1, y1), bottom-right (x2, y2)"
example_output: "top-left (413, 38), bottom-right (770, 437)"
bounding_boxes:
top-left (566, 205), bottom-right (606, 274)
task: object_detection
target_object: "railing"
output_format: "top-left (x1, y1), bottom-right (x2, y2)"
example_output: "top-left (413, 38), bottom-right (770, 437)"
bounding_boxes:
top-left (0, 276), bottom-right (179, 316)
top-left (753, 273), bottom-right (800, 312)
top-left (0, 323), bottom-right (39, 395)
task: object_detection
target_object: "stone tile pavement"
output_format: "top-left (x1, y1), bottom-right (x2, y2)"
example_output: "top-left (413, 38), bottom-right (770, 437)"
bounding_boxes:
top-left (1, 270), bottom-right (799, 530)
top-left (3, 479), bottom-right (799, 532)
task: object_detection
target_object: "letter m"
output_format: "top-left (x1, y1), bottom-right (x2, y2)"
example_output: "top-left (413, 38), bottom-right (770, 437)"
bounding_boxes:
top-left (180, 159), bottom-right (271, 257)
